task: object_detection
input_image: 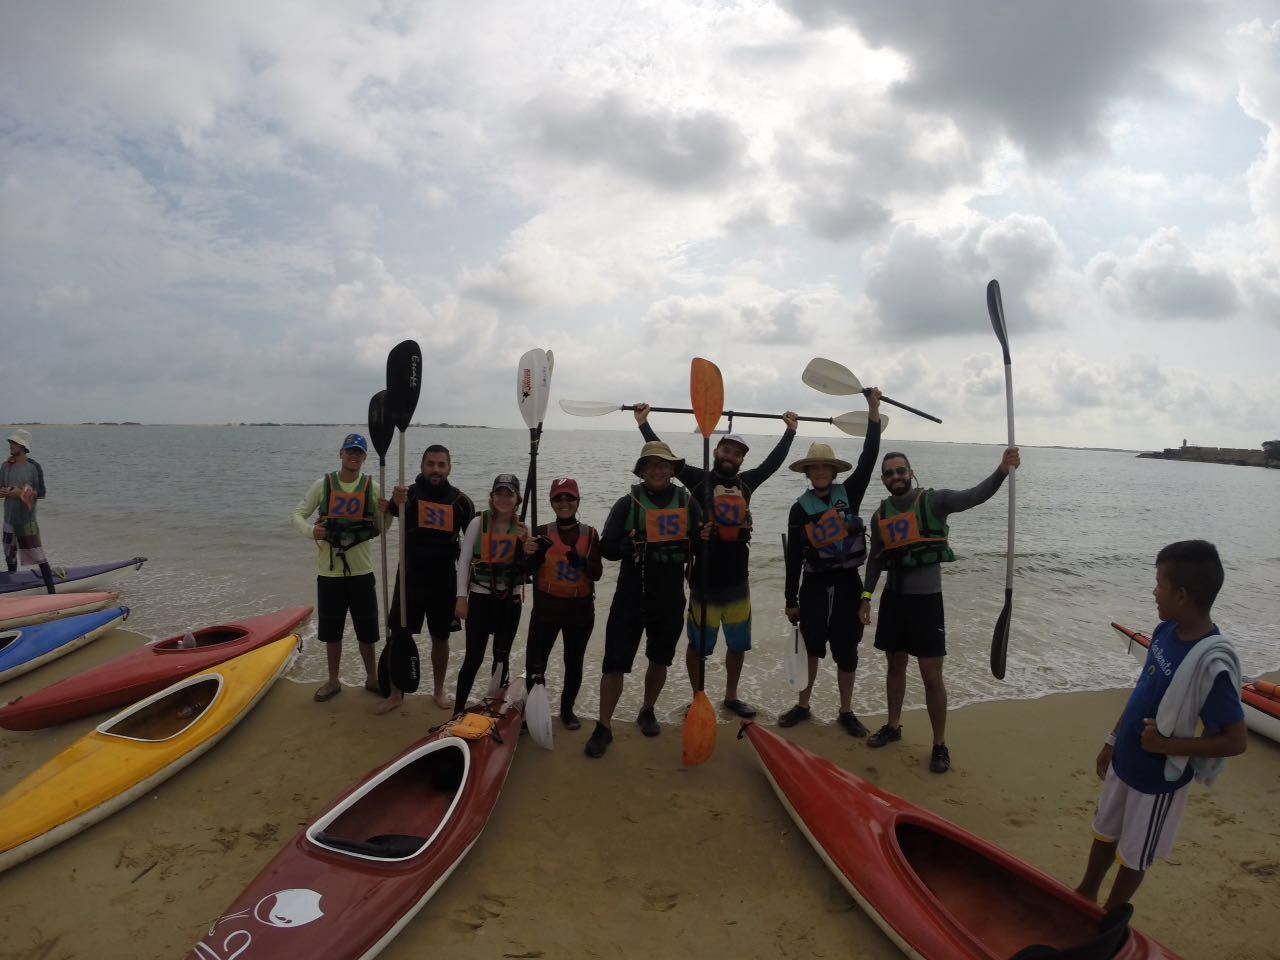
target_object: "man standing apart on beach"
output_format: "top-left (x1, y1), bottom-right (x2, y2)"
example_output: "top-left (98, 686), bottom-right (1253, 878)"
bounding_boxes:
top-left (780, 388), bottom-right (881, 734)
top-left (384, 444), bottom-right (475, 712)
top-left (1076, 540), bottom-right (1245, 911)
top-left (585, 441), bottom-right (704, 758)
top-left (633, 405), bottom-right (798, 718)
top-left (291, 433), bottom-right (388, 703)
top-left (859, 445), bottom-right (1019, 773)
top-left (1, 429), bottom-right (56, 594)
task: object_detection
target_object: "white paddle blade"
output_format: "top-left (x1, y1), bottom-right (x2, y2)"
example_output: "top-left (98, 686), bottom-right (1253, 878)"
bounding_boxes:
top-left (485, 664), bottom-right (503, 699)
top-left (802, 357), bottom-right (863, 396)
top-left (831, 411), bottom-right (888, 436)
top-left (559, 398), bottom-right (621, 417)
top-left (503, 675), bottom-right (528, 712)
top-left (517, 348), bottom-right (551, 430)
top-left (526, 681), bottom-right (555, 750)
top-left (785, 624), bottom-right (807, 692)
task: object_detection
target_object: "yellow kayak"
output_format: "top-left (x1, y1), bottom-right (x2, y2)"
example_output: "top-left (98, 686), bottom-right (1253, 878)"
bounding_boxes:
top-left (0, 633), bottom-right (299, 874)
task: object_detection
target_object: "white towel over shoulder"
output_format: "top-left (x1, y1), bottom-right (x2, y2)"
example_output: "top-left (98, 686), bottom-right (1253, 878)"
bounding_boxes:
top-left (1154, 634), bottom-right (1241, 787)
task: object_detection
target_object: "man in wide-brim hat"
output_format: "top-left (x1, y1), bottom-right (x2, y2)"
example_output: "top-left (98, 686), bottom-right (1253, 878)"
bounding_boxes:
top-left (584, 440), bottom-right (704, 758)
top-left (1, 427), bottom-right (57, 593)
top-left (780, 389), bottom-right (882, 737)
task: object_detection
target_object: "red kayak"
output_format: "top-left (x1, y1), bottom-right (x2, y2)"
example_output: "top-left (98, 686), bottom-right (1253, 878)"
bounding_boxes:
top-left (741, 722), bottom-right (1180, 959)
top-left (0, 607), bottom-right (311, 730)
top-left (0, 592), bottom-right (120, 631)
top-left (189, 697), bottom-right (523, 960)
top-left (1112, 621), bottom-right (1280, 744)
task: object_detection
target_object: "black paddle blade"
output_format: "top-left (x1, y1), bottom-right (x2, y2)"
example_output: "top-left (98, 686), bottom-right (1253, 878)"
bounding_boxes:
top-left (987, 280), bottom-right (1010, 363)
top-left (390, 628), bottom-right (421, 693)
top-left (990, 588), bottom-right (1012, 680)
top-left (386, 340), bottom-right (423, 432)
top-left (368, 390), bottom-right (393, 460)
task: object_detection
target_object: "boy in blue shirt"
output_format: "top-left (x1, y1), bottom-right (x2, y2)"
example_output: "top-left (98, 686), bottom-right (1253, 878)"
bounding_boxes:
top-left (1076, 540), bottom-right (1246, 910)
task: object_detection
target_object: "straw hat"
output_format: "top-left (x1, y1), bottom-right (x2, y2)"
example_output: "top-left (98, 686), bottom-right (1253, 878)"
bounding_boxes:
top-left (6, 428), bottom-right (32, 452)
top-left (788, 442), bottom-right (851, 473)
top-left (633, 440), bottom-right (685, 477)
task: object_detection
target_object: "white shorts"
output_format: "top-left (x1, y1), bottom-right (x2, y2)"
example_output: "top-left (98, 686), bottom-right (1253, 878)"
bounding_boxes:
top-left (1091, 765), bottom-right (1190, 871)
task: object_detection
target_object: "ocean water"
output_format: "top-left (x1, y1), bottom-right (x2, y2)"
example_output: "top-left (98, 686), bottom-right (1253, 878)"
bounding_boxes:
top-left (16, 423), bottom-right (1280, 724)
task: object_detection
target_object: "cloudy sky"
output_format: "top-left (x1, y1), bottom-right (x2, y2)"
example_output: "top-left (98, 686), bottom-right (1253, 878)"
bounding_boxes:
top-left (3, 1), bottom-right (1278, 449)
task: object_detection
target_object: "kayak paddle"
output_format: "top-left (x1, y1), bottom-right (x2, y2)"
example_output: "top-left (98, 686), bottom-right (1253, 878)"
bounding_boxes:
top-left (385, 340), bottom-right (423, 695)
top-left (683, 357), bottom-right (722, 767)
top-left (987, 279), bottom-right (1015, 681)
top-left (781, 533), bottom-right (806, 692)
top-left (558, 399), bottom-right (887, 437)
top-left (801, 358), bottom-right (942, 423)
top-left (368, 389), bottom-right (395, 695)
top-left (516, 347), bottom-right (554, 749)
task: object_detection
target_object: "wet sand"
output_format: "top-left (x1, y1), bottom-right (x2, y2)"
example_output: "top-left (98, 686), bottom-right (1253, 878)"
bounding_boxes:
top-left (1, 627), bottom-right (1276, 960)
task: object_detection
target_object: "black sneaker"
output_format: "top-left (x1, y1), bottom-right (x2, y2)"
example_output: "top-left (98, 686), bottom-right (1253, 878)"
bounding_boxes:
top-left (778, 704), bottom-right (811, 728)
top-left (929, 743), bottom-right (951, 773)
top-left (561, 710), bottom-right (581, 731)
top-left (867, 723), bottom-right (903, 748)
top-left (584, 722), bottom-right (613, 758)
top-left (837, 712), bottom-right (868, 737)
top-left (636, 707), bottom-right (661, 737)
top-left (722, 698), bottom-right (757, 718)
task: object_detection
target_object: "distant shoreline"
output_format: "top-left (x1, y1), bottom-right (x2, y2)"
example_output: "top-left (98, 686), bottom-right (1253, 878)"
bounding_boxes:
top-left (3, 422), bottom-right (490, 429)
top-left (1137, 445), bottom-right (1277, 468)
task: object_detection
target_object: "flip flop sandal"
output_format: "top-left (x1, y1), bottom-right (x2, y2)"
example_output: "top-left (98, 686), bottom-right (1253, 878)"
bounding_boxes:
top-left (313, 683), bottom-right (342, 702)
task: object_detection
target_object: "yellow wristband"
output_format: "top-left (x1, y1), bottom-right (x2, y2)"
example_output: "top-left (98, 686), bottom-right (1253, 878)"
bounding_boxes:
top-left (860, 591), bottom-right (872, 601)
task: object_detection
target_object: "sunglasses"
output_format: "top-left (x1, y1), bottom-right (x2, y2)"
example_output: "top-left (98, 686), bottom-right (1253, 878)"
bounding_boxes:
top-left (551, 495), bottom-right (579, 503)
top-left (882, 466), bottom-right (910, 477)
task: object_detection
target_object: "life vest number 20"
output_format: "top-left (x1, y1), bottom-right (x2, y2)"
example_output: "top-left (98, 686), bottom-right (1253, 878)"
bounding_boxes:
top-left (327, 491), bottom-right (367, 518)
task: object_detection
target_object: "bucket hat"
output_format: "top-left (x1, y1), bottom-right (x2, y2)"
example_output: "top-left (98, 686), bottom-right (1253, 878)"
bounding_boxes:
top-left (632, 440), bottom-right (685, 477)
top-left (6, 428), bottom-right (32, 452)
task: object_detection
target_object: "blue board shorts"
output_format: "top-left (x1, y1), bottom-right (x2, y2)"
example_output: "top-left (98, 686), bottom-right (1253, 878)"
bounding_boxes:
top-left (686, 582), bottom-right (752, 656)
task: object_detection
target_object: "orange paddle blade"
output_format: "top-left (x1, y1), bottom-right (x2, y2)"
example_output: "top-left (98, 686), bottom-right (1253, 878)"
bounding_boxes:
top-left (682, 691), bottom-right (717, 767)
top-left (690, 358), bottom-right (724, 439)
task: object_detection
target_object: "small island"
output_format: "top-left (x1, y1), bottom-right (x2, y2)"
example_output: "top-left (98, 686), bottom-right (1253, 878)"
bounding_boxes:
top-left (1138, 439), bottom-right (1279, 468)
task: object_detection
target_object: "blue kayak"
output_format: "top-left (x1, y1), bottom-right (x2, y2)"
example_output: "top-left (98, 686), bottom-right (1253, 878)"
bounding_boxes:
top-left (0, 558), bottom-right (147, 597)
top-left (0, 607), bottom-right (130, 684)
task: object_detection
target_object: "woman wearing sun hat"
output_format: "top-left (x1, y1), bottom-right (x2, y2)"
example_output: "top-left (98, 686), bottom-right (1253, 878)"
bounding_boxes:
top-left (780, 388), bottom-right (882, 734)
top-left (1, 428), bottom-right (56, 594)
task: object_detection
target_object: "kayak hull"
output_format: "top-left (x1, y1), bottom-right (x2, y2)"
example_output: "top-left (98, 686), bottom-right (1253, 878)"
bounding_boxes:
top-left (0, 606), bottom-right (312, 730)
top-left (189, 701), bottom-right (522, 960)
top-left (0, 606), bottom-right (130, 684)
top-left (0, 557), bottom-right (147, 597)
top-left (0, 635), bottom-right (298, 874)
top-left (1112, 621), bottom-right (1280, 744)
top-left (742, 722), bottom-right (1179, 960)
top-left (0, 592), bottom-right (120, 631)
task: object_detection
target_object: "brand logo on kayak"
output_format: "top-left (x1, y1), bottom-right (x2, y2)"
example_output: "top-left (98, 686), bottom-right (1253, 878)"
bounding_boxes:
top-left (521, 367), bottom-right (533, 401)
top-left (195, 888), bottom-right (325, 958)
top-left (409, 355), bottom-right (421, 389)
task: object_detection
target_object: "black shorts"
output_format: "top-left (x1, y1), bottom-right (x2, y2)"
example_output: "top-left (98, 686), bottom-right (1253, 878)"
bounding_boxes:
top-left (602, 565), bottom-right (686, 673)
top-left (389, 558), bottom-right (457, 638)
top-left (873, 590), bottom-right (946, 659)
top-left (316, 573), bottom-right (380, 644)
top-left (798, 570), bottom-right (864, 672)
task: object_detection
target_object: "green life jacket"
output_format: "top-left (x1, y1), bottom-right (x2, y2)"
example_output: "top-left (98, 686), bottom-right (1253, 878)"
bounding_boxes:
top-left (874, 488), bottom-right (955, 569)
top-left (797, 488), bottom-right (866, 572)
top-left (626, 484), bottom-right (691, 565)
top-left (321, 472), bottom-right (378, 575)
top-left (471, 510), bottom-right (522, 594)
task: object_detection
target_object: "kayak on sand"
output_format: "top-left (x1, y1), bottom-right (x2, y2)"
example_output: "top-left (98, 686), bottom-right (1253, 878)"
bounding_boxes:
top-left (0, 557), bottom-right (147, 597)
top-left (1111, 621), bottom-right (1280, 744)
top-left (0, 606), bottom-right (130, 685)
top-left (0, 634), bottom-right (299, 875)
top-left (0, 606), bottom-right (312, 731)
top-left (740, 721), bottom-right (1179, 959)
top-left (190, 693), bottom-right (526, 960)
top-left (0, 592), bottom-right (120, 632)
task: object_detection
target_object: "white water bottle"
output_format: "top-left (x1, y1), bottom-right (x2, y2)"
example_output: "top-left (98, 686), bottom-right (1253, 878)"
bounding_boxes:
top-left (179, 630), bottom-right (197, 649)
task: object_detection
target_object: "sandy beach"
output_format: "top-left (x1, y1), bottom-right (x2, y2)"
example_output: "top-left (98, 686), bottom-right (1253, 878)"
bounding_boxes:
top-left (1, 626), bottom-right (1276, 960)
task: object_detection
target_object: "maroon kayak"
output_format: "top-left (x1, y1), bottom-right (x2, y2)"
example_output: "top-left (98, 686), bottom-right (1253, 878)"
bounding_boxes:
top-left (189, 699), bottom-right (522, 960)
top-left (0, 607), bottom-right (312, 730)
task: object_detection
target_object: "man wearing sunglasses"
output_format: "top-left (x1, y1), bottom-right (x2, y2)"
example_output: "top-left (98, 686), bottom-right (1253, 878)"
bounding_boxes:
top-left (859, 445), bottom-right (1020, 773)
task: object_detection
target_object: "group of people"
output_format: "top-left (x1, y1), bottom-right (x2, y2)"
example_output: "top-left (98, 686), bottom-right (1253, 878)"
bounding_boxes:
top-left (292, 394), bottom-right (1023, 776)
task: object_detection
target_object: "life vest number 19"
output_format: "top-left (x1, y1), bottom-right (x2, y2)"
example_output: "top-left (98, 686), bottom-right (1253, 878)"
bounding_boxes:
top-left (879, 512), bottom-right (922, 548)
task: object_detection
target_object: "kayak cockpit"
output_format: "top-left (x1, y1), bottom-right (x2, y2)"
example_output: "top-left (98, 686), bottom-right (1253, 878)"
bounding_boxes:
top-left (895, 822), bottom-right (1103, 957)
top-left (307, 737), bottom-right (470, 863)
top-left (98, 676), bottom-right (221, 742)
top-left (0, 630), bottom-right (21, 654)
top-left (154, 627), bottom-right (247, 651)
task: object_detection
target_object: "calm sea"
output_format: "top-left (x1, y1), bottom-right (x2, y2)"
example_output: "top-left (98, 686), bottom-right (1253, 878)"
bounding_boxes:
top-left (16, 424), bottom-right (1280, 723)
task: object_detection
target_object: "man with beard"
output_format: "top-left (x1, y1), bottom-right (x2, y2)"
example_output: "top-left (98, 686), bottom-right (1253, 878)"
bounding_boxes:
top-left (632, 404), bottom-right (798, 718)
top-left (859, 446), bottom-right (1020, 773)
top-left (585, 440), bottom-right (704, 758)
top-left (383, 444), bottom-right (475, 712)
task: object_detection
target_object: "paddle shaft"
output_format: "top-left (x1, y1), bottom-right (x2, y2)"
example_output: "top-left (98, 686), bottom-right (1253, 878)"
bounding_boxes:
top-left (874, 392), bottom-right (942, 424)
top-left (624, 405), bottom-right (834, 424)
top-left (378, 457), bottom-right (390, 632)
top-left (397, 432), bottom-right (408, 628)
top-left (698, 435), bottom-right (710, 693)
top-left (989, 280), bottom-right (1015, 680)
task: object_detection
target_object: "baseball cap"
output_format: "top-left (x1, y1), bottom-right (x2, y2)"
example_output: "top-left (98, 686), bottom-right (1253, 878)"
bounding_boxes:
top-left (719, 433), bottom-right (749, 453)
top-left (341, 433), bottom-right (368, 453)
top-left (491, 473), bottom-right (521, 495)
top-left (549, 477), bottom-right (580, 500)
